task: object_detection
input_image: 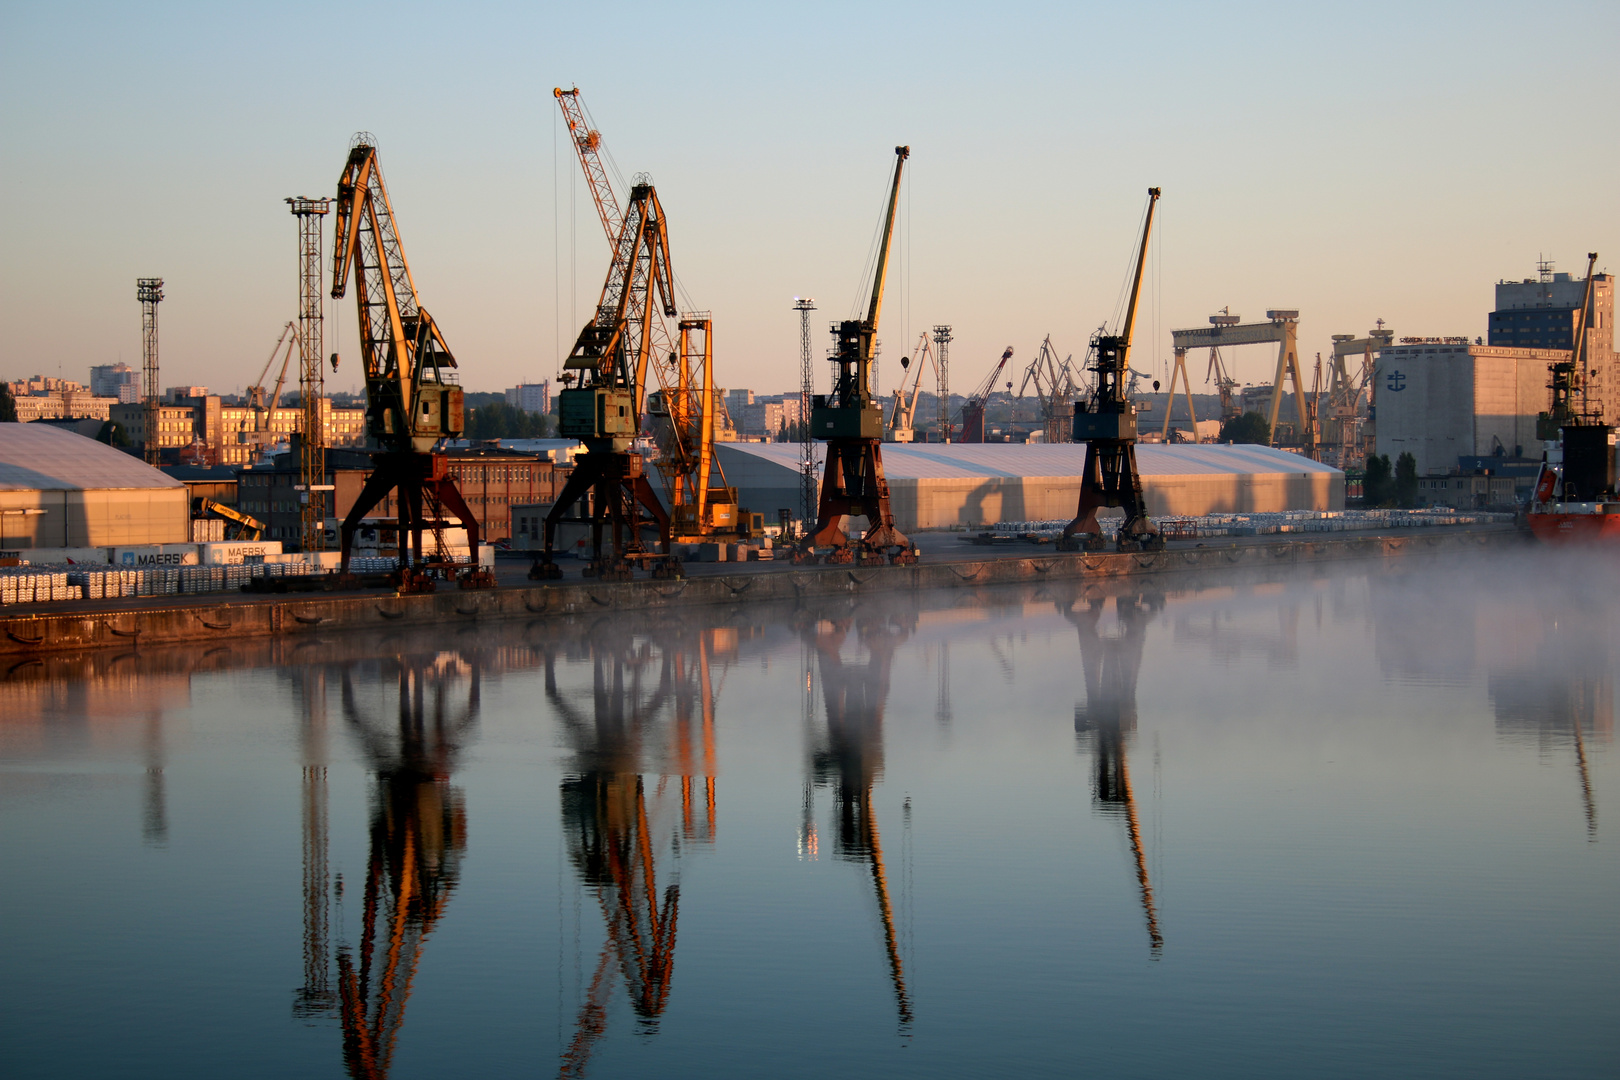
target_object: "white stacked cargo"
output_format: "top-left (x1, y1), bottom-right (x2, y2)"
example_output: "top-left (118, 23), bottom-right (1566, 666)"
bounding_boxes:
top-left (349, 556), bottom-right (399, 573)
top-left (190, 519), bottom-right (226, 543)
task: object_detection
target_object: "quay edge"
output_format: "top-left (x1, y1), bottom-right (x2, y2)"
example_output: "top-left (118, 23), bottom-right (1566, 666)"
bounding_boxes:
top-left (0, 528), bottom-right (1520, 657)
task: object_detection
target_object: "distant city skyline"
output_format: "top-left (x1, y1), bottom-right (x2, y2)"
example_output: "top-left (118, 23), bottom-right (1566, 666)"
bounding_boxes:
top-left (2, 2), bottom-right (1616, 401)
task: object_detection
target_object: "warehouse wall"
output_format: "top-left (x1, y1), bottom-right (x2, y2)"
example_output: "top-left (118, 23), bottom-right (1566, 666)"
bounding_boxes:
top-left (0, 487), bottom-right (189, 549)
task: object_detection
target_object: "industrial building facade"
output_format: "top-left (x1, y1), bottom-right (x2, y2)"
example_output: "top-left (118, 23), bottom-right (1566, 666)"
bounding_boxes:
top-left (1372, 343), bottom-right (1566, 477)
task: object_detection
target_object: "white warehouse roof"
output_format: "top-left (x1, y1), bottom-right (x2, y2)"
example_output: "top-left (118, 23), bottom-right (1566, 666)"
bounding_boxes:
top-left (0, 423), bottom-right (185, 491)
top-left (717, 441), bottom-right (1338, 480)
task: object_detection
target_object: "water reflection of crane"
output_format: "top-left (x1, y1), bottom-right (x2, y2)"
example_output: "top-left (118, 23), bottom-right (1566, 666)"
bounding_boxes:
top-left (293, 667), bottom-right (335, 1020)
top-left (335, 653), bottom-right (479, 1080)
top-left (550, 622), bottom-right (725, 1078)
top-left (1060, 586), bottom-right (1164, 955)
top-left (804, 606), bottom-right (915, 1029)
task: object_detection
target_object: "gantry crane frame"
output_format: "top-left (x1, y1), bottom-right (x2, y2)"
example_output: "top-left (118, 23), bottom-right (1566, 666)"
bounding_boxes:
top-left (1169, 309), bottom-right (1311, 451)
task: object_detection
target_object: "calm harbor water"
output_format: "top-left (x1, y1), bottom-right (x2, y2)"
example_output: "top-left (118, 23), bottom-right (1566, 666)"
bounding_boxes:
top-left (3, 551), bottom-right (1616, 1078)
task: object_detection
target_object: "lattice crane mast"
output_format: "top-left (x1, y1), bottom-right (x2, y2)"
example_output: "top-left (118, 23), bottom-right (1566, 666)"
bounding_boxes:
top-left (329, 134), bottom-right (482, 584)
top-left (801, 146), bottom-right (915, 565)
top-left (1059, 187), bottom-right (1164, 553)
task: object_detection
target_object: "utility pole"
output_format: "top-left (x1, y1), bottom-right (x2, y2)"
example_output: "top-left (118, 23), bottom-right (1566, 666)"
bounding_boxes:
top-left (795, 297), bottom-right (817, 535)
top-left (932, 325), bottom-right (952, 443)
top-left (137, 278), bottom-right (164, 465)
top-left (288, 197), bottom-right (331, 552)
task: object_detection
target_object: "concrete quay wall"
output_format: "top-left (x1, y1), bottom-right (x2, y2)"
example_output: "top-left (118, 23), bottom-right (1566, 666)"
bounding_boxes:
top-left (0, 528), bottom-right (1518, 657)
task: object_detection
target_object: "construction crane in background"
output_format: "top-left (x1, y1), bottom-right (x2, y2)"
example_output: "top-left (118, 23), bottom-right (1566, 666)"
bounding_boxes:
top-left (1059, 584), bottom-right (1164, 956)
top-left (248, 321), bottom-right (299, 432)
top-left (801, 146), bottom-right (914, 565)
top-left (803, 603), bottom-right (916, 1030)
top-left (886, 330), bottom-right (940, 442)
top-left (554, 88), bottom-right (749, 548)
top-left (958, 346), bottom-right (1015, 443)
top-left (335, 651), bottom-right (478, 1079)
top-left (330, 134), bottom-right (483, 588)
top-left (1059, 188), bottom-right (1163, 553)
top-left (1016, 336), bottom-right (1082, 444)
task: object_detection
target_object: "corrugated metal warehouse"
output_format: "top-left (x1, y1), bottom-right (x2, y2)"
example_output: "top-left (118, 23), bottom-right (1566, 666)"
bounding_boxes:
top-left (711, 442), bottom-right (1343, 529)
top-left (0, 424), bottom-right (189, 549)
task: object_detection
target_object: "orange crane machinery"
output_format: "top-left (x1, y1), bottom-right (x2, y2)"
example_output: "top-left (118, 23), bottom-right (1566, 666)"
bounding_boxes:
top-left (801, 147), bottom-right (915, 566)
top-left (335, 652), bottom-right (478, 1079)
top-left (248, 320), bottom-right (299, 432)
top-left (886, 330), bottom-right (939, 443)
top-left (554, 87), bottom-right (747, 547)
top-left (958, 346), bottom-right (1015, 443)
top-left (329, 134), bottom-right (482, 585)
top-left (805, 606), bottom-right (915, 1029)
top-left (1015, 335), bottom-right (1080, 444)
top-left (1061, 586), bottom-right (1164, 955)
top-left (198, 497), bottom-right (265, 541)
top-left (1058, 188), bottom-right (1163, 553)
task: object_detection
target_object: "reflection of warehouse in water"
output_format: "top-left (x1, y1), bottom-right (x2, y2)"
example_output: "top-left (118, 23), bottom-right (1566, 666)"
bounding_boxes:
top-left (714, 442), bottom-right (1342, 530)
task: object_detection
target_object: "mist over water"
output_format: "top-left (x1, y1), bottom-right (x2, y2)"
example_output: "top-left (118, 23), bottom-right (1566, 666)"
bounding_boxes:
top-left (2, 550), bottom-right (1615, 1079)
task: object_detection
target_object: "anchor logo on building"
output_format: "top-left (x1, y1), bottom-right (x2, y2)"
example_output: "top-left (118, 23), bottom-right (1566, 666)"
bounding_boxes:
top-left (1386, 370), bottom-right (1406, 393)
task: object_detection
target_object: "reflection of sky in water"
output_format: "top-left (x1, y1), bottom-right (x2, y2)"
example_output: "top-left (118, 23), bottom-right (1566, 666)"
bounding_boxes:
top-left (2, 551), bottom-right (1617, 1079)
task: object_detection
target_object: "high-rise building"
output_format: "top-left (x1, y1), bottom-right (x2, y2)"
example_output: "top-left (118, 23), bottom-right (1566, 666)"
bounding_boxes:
top-left (504, 381), bottom-right (552, 414)
top-left (90, 363), bottom-right (141, 402)
top-left (1489, 262), bottom-right (1616, 422)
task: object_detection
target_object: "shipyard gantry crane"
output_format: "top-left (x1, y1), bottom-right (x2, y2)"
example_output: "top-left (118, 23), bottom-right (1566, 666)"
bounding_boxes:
top-left (959, 346), bottom-right (1015, 443)
top-left (1169, 308), bottom-right (1310, 451)
top-left (554, 88), bottom-right (747, 548)
top-left (1059, 188), bottom-right (1164, 553)
top-left (1321, 325), bottom-right (1392, 468)
top-left (801, 147), bottom-right (915, 565)
top-left (330, 135), bottom-right (482, 585)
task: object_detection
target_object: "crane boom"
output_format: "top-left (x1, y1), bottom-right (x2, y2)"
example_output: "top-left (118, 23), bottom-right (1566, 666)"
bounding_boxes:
top-left (555, 87), bottom-right (624, 243)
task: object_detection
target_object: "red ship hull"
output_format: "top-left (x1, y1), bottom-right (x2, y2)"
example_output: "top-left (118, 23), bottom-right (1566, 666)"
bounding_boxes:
top-left (1527, 510), bottom-right (1620, 543)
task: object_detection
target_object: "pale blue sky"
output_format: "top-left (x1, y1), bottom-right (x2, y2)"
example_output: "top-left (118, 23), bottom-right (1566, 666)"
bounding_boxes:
top-left (2, 1), bottom-right (1615, 398)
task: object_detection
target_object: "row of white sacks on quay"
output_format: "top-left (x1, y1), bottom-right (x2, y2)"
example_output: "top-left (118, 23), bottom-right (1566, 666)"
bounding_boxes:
top-left (0, 549), bottom-right (490, 605)
top-left (0, 558), bottom-right (327, 604)
top-left (984, 509), bottom-right (1517, 541)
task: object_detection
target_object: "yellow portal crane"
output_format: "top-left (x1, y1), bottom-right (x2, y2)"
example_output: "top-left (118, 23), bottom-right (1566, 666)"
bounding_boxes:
top-left (1059, 188), bottom-right (1163, 553)
top-left (330, 134), bottom-right (481, 581)
top-left (802, 147), bottom-right (914, 564)
top-left (537, 178), bottom-right (678, 580)
top-left (554, 88), bottom-right (746, 545)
